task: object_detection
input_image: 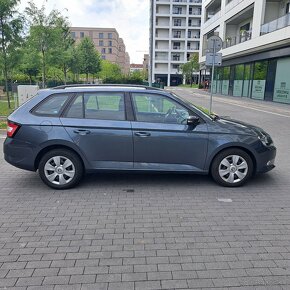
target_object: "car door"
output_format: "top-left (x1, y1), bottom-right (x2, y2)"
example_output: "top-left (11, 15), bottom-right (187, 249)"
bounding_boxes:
top-left (60, 92), bottom-right (133, 170)
top-left (131, 92), bottom-right (208, 172)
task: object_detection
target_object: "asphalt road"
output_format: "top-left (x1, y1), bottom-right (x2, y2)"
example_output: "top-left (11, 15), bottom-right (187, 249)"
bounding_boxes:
top-left (0, 88), bottom-right (290, 290)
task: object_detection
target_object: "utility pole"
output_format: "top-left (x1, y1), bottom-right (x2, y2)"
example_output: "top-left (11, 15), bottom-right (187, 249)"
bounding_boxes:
top-left (149, 0), bottom-right (154, 87)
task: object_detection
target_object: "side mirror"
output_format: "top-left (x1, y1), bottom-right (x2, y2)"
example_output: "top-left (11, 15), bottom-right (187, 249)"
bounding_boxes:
top-left (187, 115), bottom-right (200, 126)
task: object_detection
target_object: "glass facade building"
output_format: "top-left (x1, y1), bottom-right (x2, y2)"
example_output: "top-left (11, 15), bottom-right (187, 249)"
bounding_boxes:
top-left (212, 56), bottom-right (290, 104)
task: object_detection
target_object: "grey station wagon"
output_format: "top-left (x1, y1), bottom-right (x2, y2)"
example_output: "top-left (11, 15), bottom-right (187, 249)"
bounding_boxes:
top-left (4, 85), bottom-right (276, 189)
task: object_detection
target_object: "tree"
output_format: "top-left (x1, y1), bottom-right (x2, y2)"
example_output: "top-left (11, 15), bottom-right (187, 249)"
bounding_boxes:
top-left (0, 0), bottom-right (23, 107)
top-left (99, 60), bottom-right (122, 81)
top-left (25, 1), bottom-right (72, 87)
top-left (181, 52), bottom-right (199, 86)
top-left (77, 37), bottom-right (101, 82)
top-left (47, 15), bottom-right (74, 84)
top-left (19, 43), bottom-right (41, 84)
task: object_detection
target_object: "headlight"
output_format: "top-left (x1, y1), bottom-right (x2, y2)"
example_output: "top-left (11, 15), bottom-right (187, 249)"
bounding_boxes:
top-left (258, 131), bottom-right (273, 146)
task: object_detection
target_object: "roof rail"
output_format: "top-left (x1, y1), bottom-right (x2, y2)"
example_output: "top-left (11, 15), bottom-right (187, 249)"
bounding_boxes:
top-left (52, 84), bottom-right (162, 90)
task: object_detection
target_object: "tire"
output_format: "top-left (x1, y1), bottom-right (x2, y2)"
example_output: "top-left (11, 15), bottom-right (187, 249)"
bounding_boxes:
top-left (39, 149), bottom-right (83, 189)
top-left (210, 148), bottom-right (253, 187)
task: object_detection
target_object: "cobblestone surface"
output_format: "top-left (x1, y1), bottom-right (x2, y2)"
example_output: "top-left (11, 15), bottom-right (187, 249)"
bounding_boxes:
top-left (0, 88), bottom-right (290, 289)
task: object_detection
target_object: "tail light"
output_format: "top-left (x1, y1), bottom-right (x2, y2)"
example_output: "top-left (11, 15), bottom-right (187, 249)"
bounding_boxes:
top-left (7, 121), bottom-right (20, 138)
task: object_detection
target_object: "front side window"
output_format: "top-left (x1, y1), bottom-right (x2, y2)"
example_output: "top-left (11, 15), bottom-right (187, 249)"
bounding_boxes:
top-left (132, 93), bottom-right (190, 124)
top-left (33, 94), bottom-right (69, 116)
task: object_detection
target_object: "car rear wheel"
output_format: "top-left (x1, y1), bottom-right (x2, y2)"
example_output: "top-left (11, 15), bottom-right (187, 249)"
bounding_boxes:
top-left (39, 149), bottom-right (83, 189)
top-left (211, 148), bottom-right (253, 187)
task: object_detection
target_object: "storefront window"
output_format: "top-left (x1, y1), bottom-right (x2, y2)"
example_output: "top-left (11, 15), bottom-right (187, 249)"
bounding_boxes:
top-left (233, 65), bottom-right (244, 97)
top-left (252, 61), bottom-right (268, 100)
top-left (222, 67), bottom-right (230, 95)
top-left (242, 64), bottom-right (251, 97)
top-left (273, 57), bottom-right (290, 104)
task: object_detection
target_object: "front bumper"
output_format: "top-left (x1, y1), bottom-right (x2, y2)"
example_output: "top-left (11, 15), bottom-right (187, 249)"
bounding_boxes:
top-left (255, 145), bottom-right (276, 173)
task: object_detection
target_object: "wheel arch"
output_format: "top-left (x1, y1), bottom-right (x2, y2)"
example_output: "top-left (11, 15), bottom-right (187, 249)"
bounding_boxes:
top-left (34, 144), bottom-right (85, 171)
top-left (208, 146), bottom-right (257, 174)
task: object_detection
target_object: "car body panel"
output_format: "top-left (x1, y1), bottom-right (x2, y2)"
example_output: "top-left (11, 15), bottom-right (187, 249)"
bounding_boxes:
top-left (132, 121), bottom-right (208, 171)
top-left (60, 117), bottom-right (133, 170)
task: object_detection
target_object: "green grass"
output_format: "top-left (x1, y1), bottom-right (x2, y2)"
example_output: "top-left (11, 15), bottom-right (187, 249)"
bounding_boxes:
top-left (178, 84), bottom-right (199, 89)
top-left (0, 100), bottom-right (15, 116)
top-left (195, 105), bottom-right (210, 115)
top-left (0, 121), bottom-right (7, 129)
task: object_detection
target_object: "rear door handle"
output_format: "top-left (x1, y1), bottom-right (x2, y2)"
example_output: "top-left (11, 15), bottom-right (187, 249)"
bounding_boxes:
top-left (134, 132), bottom-right (151, 137)
top-left (73, 129), bottom-right (91, 135)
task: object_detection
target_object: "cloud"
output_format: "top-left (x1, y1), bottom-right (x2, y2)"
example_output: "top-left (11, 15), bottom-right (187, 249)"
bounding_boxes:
top-left (19, 0), bottom-right (149, 63)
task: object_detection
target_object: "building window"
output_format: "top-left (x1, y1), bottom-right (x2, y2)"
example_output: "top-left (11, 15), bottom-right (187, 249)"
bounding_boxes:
top-left (99, 33), bottom-right (104, 39)
top-left (71, 32), bottom-right (76, 38)
top-left (173, 31), bottom-right (181, 38)
top-left (108, 40), bottom-right (112, 47)
top-left (172, 54), bottom-right (180, 61)
top-left (108, 33), bottom-right (113, 39)
top-left (173, 42), bottom-right (180, 49)
top-left (102, 48), bottom-right (106, 54)
top-left (173, 19), bottom-right (181, 26)
top-left (99, 40), bottom-right (104, 46)
top-left (173, 6), bottom-right (182, 14)
top-left (252, 61), bottom-right (268, 100)
top-left (108, 48), bottom-right (112, 54)
top-left (80, 32), bottom-right (85, 38)
top-left (172, 64), bottom-right (180, 69)
top-left (102, 55), bottom-right (106, 60)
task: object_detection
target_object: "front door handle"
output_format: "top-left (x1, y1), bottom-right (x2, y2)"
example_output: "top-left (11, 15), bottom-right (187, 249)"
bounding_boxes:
top-left (134, 132), bottom-right (151, 137)
top-left (74, 129), bottom-right (91, 135)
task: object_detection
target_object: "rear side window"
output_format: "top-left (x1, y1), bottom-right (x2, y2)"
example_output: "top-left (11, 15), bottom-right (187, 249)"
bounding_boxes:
top-left (66, 95), bottom-right (84, 118)
top-left (84, 92), bottom-right (125, 120)
top-left (33, 94), bottom-right (69, 116)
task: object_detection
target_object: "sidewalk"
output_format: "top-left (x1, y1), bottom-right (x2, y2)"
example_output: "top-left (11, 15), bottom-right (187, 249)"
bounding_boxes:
top-left (167, 87), bottom-right (290, 118)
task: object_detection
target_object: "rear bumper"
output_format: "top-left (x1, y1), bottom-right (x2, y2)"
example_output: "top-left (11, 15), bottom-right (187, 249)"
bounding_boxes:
top-left (4, 137), bottom-right (36, 171)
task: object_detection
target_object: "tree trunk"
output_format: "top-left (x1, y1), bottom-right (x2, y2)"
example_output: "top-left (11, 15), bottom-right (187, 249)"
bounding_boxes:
top-left (63, 64), bottom-right (67, 85)
top-left (1, 18), bottom-right (11, 108)
top-left (41, 49), bottom-right (46, 88)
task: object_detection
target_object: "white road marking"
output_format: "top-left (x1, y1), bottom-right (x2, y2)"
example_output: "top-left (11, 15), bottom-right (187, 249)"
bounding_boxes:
top-left (218, 198), bottom-right (233, 203)
top-left (214, 99), bottom-right (290, 118)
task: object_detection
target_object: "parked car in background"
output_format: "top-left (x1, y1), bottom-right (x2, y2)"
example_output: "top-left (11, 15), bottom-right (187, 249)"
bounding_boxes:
top-left (4, 85), bottom-right (276, 189)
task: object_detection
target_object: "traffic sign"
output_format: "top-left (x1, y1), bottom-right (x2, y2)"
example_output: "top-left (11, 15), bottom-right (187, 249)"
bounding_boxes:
top-left (205, 52), bottom-right (222, 66)
top-left (207, 36), bottom-right (223, 52)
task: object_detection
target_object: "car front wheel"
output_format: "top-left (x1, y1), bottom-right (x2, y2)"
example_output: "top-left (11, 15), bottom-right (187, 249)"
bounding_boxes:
top-left (39, 149), bottom-right (83, 189)
top-left (211, 148), bottom-right (253, 187)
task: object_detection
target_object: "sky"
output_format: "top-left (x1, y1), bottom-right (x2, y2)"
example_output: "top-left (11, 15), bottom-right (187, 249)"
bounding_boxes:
top-left (19, 0), bottom-right (150, 64)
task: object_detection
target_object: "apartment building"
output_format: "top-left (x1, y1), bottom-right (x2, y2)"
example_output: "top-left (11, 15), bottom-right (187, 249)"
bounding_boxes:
top-left (70, 27), bottom-right (130, 74)
top-left (200, 0), bottom-right (290, 104)
top-left (150, 0), bottom-right (202, 86)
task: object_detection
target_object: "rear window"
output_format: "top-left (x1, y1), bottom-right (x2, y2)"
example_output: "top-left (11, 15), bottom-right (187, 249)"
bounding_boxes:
top-left (32, 94), bottom-right (69, 116)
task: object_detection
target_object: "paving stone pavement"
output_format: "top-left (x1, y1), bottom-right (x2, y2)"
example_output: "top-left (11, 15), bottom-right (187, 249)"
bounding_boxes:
top-left (0, 88), bottom-right (290, 289)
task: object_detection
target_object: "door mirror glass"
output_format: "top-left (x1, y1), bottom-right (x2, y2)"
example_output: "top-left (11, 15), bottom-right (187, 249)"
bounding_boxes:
top-left (187, 115), bottom-right (200, 126)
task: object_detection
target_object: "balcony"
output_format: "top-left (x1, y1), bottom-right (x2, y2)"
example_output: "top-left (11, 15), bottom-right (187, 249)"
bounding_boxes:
top-left (223, 30), bottom-right (252, 48)
top-left (225, 0), bottom-right (244, 13)
top-left (261, 14), bottom-right (290, 35)
top-left (204, 0), bottom-right (221, 26)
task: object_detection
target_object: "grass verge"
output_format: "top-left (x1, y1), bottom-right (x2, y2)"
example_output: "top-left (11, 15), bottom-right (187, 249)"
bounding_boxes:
top-left (178, 84), bottom-right (199, 89)
top-left (0, 100), bottom-right (15, 116)
top-left (0, 120), bottom-right (7, 129)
